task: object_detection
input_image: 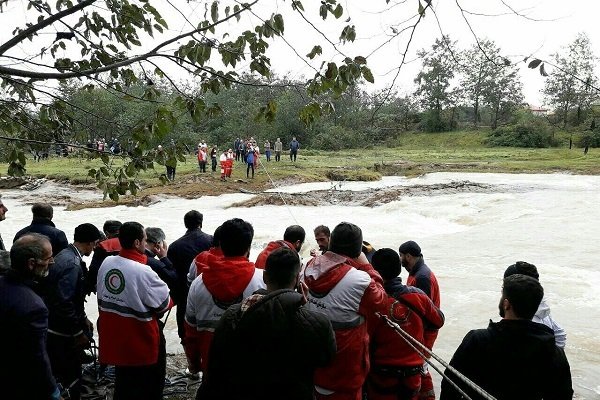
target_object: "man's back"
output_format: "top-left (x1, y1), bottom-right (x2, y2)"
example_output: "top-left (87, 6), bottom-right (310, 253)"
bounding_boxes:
top-left (14, 218), bottom-right (68, 256)
top-left (198, 289), bottom-right (335, 400)
top-left (440, 319), bottom-right (573, 400)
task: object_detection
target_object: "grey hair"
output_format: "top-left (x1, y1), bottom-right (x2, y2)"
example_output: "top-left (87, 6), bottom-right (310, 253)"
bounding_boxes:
top-left (145, 227), bottom-right (166, 244)
top-left (10, 233), bottom-right (50, 272)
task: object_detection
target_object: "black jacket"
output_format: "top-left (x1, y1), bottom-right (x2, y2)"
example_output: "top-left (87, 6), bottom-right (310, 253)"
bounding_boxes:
top-left (198, 289), bottom-right (336, 400)
top-left (13, 217), bottom-right (68, 256)
top-left (0, 272), bottom-right (57, 399)
top-left (42, 244), bottom-right (88, 336)
top-left (145, 249), bottom-right (179, 298)
top-left (440, 319), bottom-right (573, 400)
top-left (167, 229), bottom-right (212, 302)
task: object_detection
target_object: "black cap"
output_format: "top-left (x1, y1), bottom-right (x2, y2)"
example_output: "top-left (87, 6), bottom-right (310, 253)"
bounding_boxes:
top-left (398, 240), bottom-right (422, 257)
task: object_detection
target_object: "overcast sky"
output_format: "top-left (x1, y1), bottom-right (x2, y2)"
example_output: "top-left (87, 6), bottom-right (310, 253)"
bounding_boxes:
top-left (1, 0), bottom-right (598, 106)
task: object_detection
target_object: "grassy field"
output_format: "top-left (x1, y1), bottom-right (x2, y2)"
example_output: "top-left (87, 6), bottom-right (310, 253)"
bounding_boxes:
top-left (1, 130), bottom-right (598, 205)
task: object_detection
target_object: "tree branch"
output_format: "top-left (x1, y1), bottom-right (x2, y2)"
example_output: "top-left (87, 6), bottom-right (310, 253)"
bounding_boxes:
top-left (0, 0), bottom-right (258, 80)
top-left (0, 0), bottom-right (98, 56)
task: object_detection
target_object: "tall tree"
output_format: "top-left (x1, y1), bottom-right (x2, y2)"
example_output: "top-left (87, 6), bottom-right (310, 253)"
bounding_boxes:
top-left (414, 36), bottom-right (459, 132)
top-left (542, 33), bottom-right (598, 128)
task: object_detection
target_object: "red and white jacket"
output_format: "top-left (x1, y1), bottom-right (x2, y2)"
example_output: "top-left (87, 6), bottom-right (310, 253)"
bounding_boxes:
top-left (184, 256), bottom-right (265, 373)
top-left (370, 278), bottom-right (444, 368)
top-left (97, 249), bottom-right (173, 366)
top-left (186, 247), bottom-right (224, 285)
top-left (254, 240), bottom-right (295, 269)
top-left (303, 252), bottom-right (387, 395)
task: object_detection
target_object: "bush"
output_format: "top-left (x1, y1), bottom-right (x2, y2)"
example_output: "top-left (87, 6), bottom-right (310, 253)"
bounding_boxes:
top-left (419, 110), bottom-right (457, 132)
top-left (486, 119), bottom-right (558, 148)
top-left (579, 131), bottom-right (600, 147)
top-left (311, 125), bottom-right (369, 151)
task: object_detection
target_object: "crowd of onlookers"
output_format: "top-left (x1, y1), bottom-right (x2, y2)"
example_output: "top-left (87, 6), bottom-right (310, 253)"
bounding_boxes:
top-left (0, 196), bottom-right (574, 400)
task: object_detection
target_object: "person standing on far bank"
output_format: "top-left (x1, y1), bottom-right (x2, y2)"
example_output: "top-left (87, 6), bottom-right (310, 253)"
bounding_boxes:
top-left (398, 240), bottom-right (440, 400)
top-left (290, 136), bottom-right (300, 162)
top-left (264, 140), bottom-right (271, 162)
top-left (274, 137), bottom-right (283, 161)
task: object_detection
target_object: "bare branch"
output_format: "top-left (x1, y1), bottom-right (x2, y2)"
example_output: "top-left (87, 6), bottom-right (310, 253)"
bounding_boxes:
top-left (0, 0), bottom-right (98, 56)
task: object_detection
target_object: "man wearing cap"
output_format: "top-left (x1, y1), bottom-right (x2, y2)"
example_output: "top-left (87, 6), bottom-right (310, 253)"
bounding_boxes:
top-left (399, 240), bottom-right (440, 400)
top-left (303, 222), bottom-right (387, 400)
top-left (0, 195), bottom-right (7, 251)
top-left (43, 223), bottom-right (102, 400)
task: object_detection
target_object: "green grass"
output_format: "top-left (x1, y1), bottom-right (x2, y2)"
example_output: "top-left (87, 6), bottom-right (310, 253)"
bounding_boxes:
top-left (2, 131), bottom-right (599, 197)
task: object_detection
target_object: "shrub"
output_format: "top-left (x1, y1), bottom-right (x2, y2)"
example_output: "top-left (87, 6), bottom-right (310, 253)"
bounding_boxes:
top-left (311, 125), bottom-right (369, 151)
top-left (486, 119), bottom-right (557, 148)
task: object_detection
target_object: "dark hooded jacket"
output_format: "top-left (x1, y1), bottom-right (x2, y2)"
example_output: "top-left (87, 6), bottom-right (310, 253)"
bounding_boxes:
top-left (13, 217), bottom-right (68, 256)
top-left (197, 289), bottom-right (336, 400)
top-left (440, 319), bottom-right (573, 400)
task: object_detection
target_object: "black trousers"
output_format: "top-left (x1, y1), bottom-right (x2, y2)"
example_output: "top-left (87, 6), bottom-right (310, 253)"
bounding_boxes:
top-left (211, 157), bottom-right (217, 171)
top-left (275, 151), bottom-right (281, 161)
top-left (47, 333), bottom-right (82, 400)
top-left (113, 330), bottom-right (166, 400)
top-left (290, 150), bottom-right (297, 161)
top-left (166, 166), bottom-right (176, 180)
top-left (247, 162), bottom-right (254, 178)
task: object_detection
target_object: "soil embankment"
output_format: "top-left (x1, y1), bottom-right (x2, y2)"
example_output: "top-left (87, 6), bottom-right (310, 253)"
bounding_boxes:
top-left (230, 181), bottom-right (515, 208)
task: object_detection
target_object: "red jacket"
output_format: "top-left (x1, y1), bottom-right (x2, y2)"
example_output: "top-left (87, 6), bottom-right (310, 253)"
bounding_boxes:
top-left (406, 258), bottom-right (440, 349)
top-left (254, 240), bottom-right (295, 269)
top-left (371, 278), bottom-right (444, 368)
top-left (193, 247), bottom-right (224, 277)
top-left (303, 252), bottom-right (387, 394)
top-left (184, 256), bottom-right (265, 373)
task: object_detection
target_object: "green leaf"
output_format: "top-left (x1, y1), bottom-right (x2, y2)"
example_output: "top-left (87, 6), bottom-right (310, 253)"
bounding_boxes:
top-left (319, 4), bottom-right (328, 20)
top-left (273, 14), bottom-right (284, 34)
top-left (307, 45), bottom-right (322, 59)
top-left (211, 1), bottom-right (219, 23)
top-left (361, 66), bottom-right (374, 83)
top-left (418, 1), bottom-right (425, 16)
top-left (528, 59), bottom-right (542, 69)
top-left (325, 62), bottom-right (338, 80)
top-left (354, 56), bottom-right (367, 65)
top-left (332, 4), bottom-right (343, 19)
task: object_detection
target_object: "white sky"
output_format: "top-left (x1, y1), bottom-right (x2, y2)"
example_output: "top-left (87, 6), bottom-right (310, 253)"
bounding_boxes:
top-left (1, 0), bottom-right (599, 106)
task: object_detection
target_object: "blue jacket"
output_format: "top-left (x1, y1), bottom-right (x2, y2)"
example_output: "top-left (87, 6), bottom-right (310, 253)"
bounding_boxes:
top-left (290, 140), bottom-right (300, 151)
top-left (0, 272), bottom-right (58, 399)
top-left (41, 244), bottom-right (88, 336)
top-left (13, 218), bottom-right (68, 256)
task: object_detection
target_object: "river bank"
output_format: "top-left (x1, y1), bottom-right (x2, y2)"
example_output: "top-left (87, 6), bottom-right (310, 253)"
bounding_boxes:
top-left (1, 143), bottom-right (599, 210)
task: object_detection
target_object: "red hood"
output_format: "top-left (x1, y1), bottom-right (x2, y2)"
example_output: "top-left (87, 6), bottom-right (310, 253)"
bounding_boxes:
top-left (99, 237), bottom-right (121, 253)
top-left (304, 252), bottom-right (352, 294)
top-left (203, 256), bottom-right (256, 302)
top-left (194, 247), bottom-right (223, 275)
top-left (254, 240), bottom-right (295, 269)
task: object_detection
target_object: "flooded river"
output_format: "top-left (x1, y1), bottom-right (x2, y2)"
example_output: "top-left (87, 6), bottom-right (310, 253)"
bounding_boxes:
top-left (1, 172), bottom-right (598, 398)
